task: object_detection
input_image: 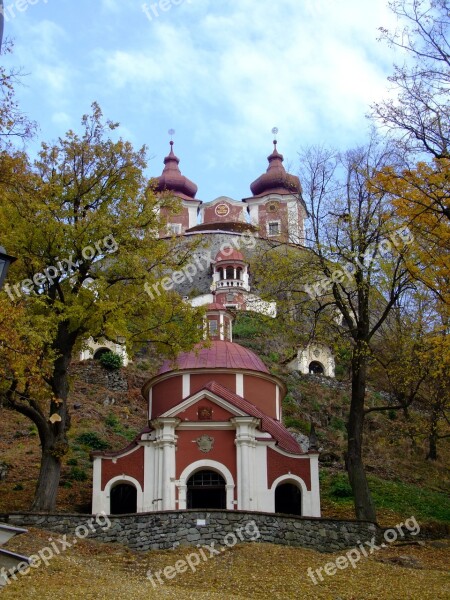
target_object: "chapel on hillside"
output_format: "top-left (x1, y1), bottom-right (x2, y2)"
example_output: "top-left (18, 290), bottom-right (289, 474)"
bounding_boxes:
top-left (82, 137), bottom-right (335, 378)
top-left (91, 304), bottom-right (321, 517)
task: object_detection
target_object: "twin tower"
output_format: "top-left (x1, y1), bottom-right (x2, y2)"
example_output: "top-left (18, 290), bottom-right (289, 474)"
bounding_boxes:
top-left (155, 139), bottom-right (307, 245)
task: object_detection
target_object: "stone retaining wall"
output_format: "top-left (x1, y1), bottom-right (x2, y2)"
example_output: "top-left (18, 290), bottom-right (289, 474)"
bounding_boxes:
top-left (0, 511), bottom-right (380, 553)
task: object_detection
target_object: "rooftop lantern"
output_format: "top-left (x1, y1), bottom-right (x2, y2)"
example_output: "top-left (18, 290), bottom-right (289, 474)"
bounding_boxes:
top-left (0, 246), bottom-right (17, 290)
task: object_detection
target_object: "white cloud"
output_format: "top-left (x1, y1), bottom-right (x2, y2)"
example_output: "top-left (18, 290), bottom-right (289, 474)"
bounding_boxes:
top-left (6, 0), bottom-right (401, 198)
top-left (96, 0), bottom-right (393, 171)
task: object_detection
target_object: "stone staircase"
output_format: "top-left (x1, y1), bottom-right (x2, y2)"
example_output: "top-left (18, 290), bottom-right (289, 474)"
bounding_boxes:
top-left (0, 524), bottom-right (30, 588)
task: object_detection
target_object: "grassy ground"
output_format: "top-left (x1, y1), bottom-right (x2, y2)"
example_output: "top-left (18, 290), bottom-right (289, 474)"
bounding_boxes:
top-left (320, 471), bottom-right (450, 528)
top-left (1, 528), bottom-right (449, 599)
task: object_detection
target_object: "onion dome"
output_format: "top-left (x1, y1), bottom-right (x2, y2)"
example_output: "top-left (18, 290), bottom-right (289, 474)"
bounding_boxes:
top-left (250, 140), bottom-right (301, 197)
top-left (157, 340), bottom-right (269, 375)
top-left (156, 141), bottom-right (198, 200)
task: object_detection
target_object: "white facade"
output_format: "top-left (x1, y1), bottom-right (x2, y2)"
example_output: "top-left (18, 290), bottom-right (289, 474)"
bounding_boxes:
top-left (79, 337), bottom-right (129, 366)
top-left (287, 343), bottom-right (335, 378)
top-left (92, 388), bottom-right (321, 517)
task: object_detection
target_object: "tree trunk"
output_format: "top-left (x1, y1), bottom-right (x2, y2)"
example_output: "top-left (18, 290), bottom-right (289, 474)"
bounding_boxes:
top-left (30, 325), bottom-right (73, 511)
top-left (346, 349), bottom-right (377, 522)
top-left (426, 404), bottom-right (439, 460)
top-left (30, 444), bottom-right (62, 511)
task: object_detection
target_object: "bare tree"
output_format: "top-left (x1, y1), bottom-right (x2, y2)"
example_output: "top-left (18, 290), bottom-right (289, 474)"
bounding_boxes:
top-left (301, 137), bottom-right (415, 520)
top-left (371, 0), bottom-right (449, 159)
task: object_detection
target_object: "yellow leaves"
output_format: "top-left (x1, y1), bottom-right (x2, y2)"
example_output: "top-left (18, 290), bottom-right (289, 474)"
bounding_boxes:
top-left (372, 158), bottom-right (450, 317)
top-left (1, 535), bottom-right (448, 600)
top-left (0, 297), bottom-right (54, 402)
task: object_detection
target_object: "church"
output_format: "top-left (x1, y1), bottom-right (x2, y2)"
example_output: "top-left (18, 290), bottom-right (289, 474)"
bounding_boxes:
top-left (83, 136), bottom-right (335, 377)
top-left (91, 303), bottom-right (320, 517)
top-left (90, 138), bottom-right (325, 517)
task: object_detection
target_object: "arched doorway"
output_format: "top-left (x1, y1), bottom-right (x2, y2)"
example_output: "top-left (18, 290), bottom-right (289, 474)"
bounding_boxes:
top-left (187, 470), bottom-right (226, 509)
top-left (110, 483), bottom-right (137, 514)
top-left (275, 482), bottom-right (302, 516)
top-left (93, 347), bottom-right (110, 360)
top-left (309, 361), bottom-right (324, 375)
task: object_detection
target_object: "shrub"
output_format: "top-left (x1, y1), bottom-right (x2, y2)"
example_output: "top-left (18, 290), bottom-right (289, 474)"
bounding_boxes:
top-left (330, 416), bottom-right (346, 432)
top-left (67, 467), bottom-right (88, 482)
top-left (105, 412), bottom-right (120, 430)
top-left (75, 432), bottom-right (110, 451)
top-left (329, 475), bottom-right (353, 499)
top-left (99, 351), bottom-right (123, 371)
top-left (232, 313), bottom-right (269, 339)
top-left (104, 412), bottom-right (137, 441)
top-left (284, 416), bottom-right (310, 433)
top-left (67, 458), bottom-right (78, 466)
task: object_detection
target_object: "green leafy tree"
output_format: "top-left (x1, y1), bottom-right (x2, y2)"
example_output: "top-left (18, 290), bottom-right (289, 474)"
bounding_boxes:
top-left (0, 104), bottom-right (204, 511)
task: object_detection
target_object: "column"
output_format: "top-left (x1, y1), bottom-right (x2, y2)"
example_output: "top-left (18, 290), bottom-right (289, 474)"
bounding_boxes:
top-left (231, 417), bottom-right (260, 510)
top-left (153, 418), bottom-right (179, 511)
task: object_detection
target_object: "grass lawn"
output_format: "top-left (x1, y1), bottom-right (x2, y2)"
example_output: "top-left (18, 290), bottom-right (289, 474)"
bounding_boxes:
top-left (1, 527), bottom-right (449, 599)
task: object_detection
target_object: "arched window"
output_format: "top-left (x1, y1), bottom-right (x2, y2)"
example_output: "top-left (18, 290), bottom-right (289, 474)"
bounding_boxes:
top-left (226, 266), bottom-right (234, 280)
top-left (236, 267), bottom-right (242, 280)
top-left (187, 470), bottom-right (226, 509)
top-left (309, 361), bottom-right (324, 375)
top-left (275, 482), bottom-right (302, 516)
top-left (110, 483), bottom-right (137, 514)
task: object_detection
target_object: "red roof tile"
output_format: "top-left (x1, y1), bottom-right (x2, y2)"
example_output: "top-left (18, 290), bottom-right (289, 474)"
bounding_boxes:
top-left (214, 249), bottom-right (245, 262)
top-left (199, 381), bottom-right (303, 454)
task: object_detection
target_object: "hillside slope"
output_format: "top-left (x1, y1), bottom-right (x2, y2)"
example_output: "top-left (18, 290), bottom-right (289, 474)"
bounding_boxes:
top-left (0, 358), bottom-right (449, 529)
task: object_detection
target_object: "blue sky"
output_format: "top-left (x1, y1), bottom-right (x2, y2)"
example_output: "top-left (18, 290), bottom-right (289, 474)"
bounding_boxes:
top-left (3, 0), bottom-right (400, 201)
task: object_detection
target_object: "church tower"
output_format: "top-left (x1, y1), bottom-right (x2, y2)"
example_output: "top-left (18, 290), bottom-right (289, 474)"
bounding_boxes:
top-left (156, 141), bottom-right (201, 236)
top-left (244, 138), bottom-right (307, 245)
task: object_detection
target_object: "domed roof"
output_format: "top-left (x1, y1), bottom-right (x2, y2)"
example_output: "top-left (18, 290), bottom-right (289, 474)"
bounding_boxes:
top-left (206, 302), bottom-right (232, 311)
top-left (156, 141), bottom-right (198, 201)
top-left (214, 249), bottom-right (245, 262)
top-left (158, 340), bottom-right (269, 375)
top-left (250, 140), bottom-right (301, 197)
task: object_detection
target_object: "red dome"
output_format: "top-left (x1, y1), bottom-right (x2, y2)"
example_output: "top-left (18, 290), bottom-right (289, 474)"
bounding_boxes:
top-left (214, 249), bottom-right (245, 263)
top-left (206, 302), bottom-right (231, 311)
top-left (158, 340), bottom-right (269, 375)
top-left (156, 141), bottom-right (198, 200)
top-left (250, 141), bottom-right (301, 197)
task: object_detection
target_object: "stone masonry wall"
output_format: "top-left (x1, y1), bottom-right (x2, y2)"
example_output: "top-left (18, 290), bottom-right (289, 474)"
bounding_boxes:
top-left (173, 232), bottom-right (261, 297)
top-left (0, 510), bottom-right (380, 553)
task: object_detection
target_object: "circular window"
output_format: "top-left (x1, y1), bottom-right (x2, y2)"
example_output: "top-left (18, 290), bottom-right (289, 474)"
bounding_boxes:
top-left (215, 203), bottom-right (230, 217)
top-left (268, 202), bottom-right (279, 212)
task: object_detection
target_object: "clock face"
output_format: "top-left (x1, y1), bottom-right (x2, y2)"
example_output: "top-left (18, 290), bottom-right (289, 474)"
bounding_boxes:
top-left (215, 203), bottom-right (230, 217)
